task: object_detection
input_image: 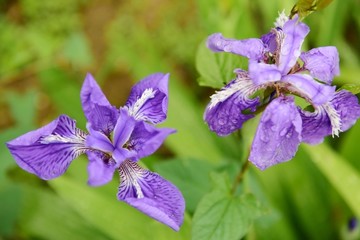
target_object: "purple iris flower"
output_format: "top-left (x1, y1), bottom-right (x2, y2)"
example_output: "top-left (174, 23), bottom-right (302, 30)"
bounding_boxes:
top-left (204, 12), bottom-right (360, 170)
top-left (6, 73), bottom-right (185, 231)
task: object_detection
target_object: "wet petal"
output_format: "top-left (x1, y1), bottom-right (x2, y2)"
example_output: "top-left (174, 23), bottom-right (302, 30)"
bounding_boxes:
top-left (81, 73), bottom-right (119, 135)
top-left (204, 77), bottom-right (260, 136)
top-left (261, 31), bottom-right (278, 54)
top-left (6, 115), bottom-right (87, 180)
top-left (87, 151), bottom-right (117, 186)
top-left (248, 60), bottom-right (282, 85)
top-left (300, 90), bottom-right (360, 144)
top-left (207, 33), bottom-right (265, 60)
top-left (282, 73), bottom-right (335, 106)
top-left (249, 96), bottom-right (302, 170)
top-left (128, 121), bottom-right (175, 160)
top-left (278, 16), bottom-right (310, 74)
top-left (331, 90), bottom-right (360, 131)
top-left (300, 46), bottom-right (340, 84)
top-left (125, 73), bottom-right (169, 124)
top-left (118, 160), bottom-right (185, 231)
top-left (299, 108), bottom-right (332, 145)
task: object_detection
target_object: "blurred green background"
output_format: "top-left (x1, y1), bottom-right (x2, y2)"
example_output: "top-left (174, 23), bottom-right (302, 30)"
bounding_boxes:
top-left (1, 0), bottom-right (360, 239)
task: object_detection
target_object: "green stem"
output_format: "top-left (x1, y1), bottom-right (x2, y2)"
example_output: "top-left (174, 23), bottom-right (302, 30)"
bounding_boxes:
top-left (230, 158), bottom-right (250, 195)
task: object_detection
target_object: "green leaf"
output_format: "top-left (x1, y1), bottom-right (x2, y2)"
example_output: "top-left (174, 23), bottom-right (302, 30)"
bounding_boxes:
top-left (338, 83), bottom-right (360, 94)
top-left (49, 175), bottom-right (191, 240)
top-left (154, 158), bottom-right (214, 213)
top-left (192, 173), bottom-right (262, 240)
top-left (196, 39), bottom-right (246, 89)
top-left (38, 68), bottom-right (86, 128)
top-left (62, 32), bottom-right (94, 68)
top-left (290, 0), bottom-right (334, 19)
top-left (304, 144), bottom-right (360, 217)
top-left (0, 181), bottom-right (22, 236)
top-left (19, 184), bottom-right (110, 240)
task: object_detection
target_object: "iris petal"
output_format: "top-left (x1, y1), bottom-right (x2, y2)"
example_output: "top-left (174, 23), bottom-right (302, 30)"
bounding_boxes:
top-left (204, 76), bottom-right (260, 136)
top-left (278, 15), bottom-right (310, 75)
top-left (282, 73), bottom-right (335, 106)
top-left (249, 96), bottom-right (302, 170)
top-left (87, 151), bottom-right (117, 186)
top-left (118, 160), bottom-right (185, 231)
top-left (300, 46), bottom-right (340, 84)
top-left (207, 33), bottom-right (265, 60)
top-left (299, 108), bottom-right (331, 145)
top-left (329, 90), bottom-right (360, 132)
top-left (125, 73), bottom-right (169, 124)
top-left (6, 115), bottom-right (87, 180)
top-left (81, 73), bottom-right (119, 135)
top-left (128, 121), bottom-right (176, 160)
top-left (248, 60), bottom-right (282, 85)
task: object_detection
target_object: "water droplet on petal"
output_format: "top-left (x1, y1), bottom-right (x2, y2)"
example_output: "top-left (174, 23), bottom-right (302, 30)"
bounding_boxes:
top-left (286, 132), bottom-right (293, 138)
top-left (280, 128), bottom-right (288, 137)
top-left (260, 131), bottom-right (269, 142)
top-left (218, 118), bottom-right (226, 125)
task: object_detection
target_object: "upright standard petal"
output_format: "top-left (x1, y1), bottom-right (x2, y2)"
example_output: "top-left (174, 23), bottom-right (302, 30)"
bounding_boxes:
top-left (6, 115), bottom-right (87, 180)
top-left (282, 73), bottom-right (335, 106)
top-left (86, 151), bottom-right (117, 186)
top-left (125, 73), bottom-right (169, 124)
top-left (277, 16), bottom-right (310, 74)
top-left (81, 73), bottom-right (119, 135)
top-left (204, 76), bottom-right (260, 136)
top-left (206, 33), bottom-right (265, 60)
top-left (118, 160), bottom-right (185, 231)
top-left (249, 96), bottom-right (302, 170)
top-left (300, 46), bottom-right (340, 84)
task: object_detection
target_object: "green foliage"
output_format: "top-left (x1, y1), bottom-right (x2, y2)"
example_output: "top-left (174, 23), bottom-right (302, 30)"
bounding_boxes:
top-left (290, 0), bottom-right (334, 19)
top-left (154, 158), bottom-right (215, 213)
top-left (1, 0), bottom-right (360, 239)
top-left (339, 83), bottom-right (360, 95)
top-left (192, 173), bottom-right (263, 240)
top-left (196, 39), bottom-right (246, 88)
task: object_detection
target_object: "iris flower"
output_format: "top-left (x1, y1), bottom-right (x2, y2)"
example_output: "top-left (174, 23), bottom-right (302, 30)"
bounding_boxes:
top-left (204, 12), bottom-right (360, 170)
top-left (7, 73), bottom-right (185, 231)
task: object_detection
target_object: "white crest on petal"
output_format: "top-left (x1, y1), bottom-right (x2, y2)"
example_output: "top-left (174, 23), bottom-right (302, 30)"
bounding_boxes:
top-left (208, 76), bottom-right (259, 110)
top-left (119, 160), bottom-right (146, 199)
top-left (322, 103), bottom-right (342, 137)
top-left (127, 88), bottom-right (156, 120)
top-left (40, 129), bottom-right (87, 144)
top-left (274, 10), bottom-right (289, 28)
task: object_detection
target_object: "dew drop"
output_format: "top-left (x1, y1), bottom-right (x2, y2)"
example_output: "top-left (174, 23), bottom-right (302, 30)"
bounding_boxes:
top-left (218, 118), bottom-right (226, 125)
top-left (260, 132), bottom-right (269, 142)
top-left (286, 131), bottom-right (293, 139)
top-left (280, 128), bottom-right (288, 136)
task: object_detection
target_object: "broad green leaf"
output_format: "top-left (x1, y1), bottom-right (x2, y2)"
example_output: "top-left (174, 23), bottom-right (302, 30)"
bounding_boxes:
top-left (304, 144), bottom-right (360, 217)
top-left (49, 176), bottom-right (191, 240)
top-left (192, 173), bottom-right (262, 240)
top-left (154, 158), bottom-right (214, 213)
top-left (196, 39), bottom-right (246, 89)
top-left (338, 83), bottom-right (360, 94)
